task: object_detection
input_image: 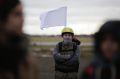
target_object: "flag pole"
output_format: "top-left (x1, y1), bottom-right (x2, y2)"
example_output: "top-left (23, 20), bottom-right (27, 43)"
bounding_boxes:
top-left (65, 7), bottom-right (67, 28)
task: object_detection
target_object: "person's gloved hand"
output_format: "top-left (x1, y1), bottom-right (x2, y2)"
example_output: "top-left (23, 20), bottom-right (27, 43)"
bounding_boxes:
top-left (72, 37), bottom-right (81, 45)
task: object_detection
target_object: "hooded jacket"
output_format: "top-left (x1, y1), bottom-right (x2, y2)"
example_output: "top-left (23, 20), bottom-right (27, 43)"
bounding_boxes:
top-left (80, 20), bottom-right (120, 79)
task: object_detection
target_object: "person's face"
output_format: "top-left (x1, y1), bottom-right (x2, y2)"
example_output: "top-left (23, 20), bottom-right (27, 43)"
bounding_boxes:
top-left (63, 33), bottom-right (73, 41)
top-left (5, 3), bottom-right (24, 34)
top-left (100, 36), bottom-right (119, 60)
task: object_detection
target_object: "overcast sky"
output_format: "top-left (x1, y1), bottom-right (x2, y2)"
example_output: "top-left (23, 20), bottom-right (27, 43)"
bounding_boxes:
top-left (21, 0), bottom-right (120, 35)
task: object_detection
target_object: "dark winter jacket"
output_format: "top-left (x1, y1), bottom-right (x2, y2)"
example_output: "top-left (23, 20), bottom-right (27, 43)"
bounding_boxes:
top-left (80, 20), bottom-right (120, 79)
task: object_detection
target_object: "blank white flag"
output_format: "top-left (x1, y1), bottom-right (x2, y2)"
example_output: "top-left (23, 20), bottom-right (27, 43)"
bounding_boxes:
top-left (40, 7), bottom-right (67, 29)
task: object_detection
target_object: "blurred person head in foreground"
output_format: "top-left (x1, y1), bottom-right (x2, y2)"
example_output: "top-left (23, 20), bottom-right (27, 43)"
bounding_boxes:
top-left (0, 0), bottom-right (23, 34)
top-left (80, 20), bottom-right (120, 79)
top-left (0, 0), bottom-right (34, 79)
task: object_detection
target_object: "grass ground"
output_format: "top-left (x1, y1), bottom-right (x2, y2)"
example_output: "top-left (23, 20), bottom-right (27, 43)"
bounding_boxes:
top-left (30, 36), bottom-right (93, 43)
top-left (30, 36), bottom-right (94, 58)
top-left (31, 36), bottom-right (94, 79)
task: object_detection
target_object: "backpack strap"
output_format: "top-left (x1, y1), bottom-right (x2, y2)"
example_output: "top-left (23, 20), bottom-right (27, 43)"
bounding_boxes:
top-left (73, 42), bottom-right (77, 52)
top-left (65, 42), bottom-right (77, 61)
top-left (58, 42), bottom-right (63, 53)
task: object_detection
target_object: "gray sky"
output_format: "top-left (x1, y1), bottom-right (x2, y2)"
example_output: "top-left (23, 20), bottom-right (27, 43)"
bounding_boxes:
top-left (21, 0), bottom-right (120, 35)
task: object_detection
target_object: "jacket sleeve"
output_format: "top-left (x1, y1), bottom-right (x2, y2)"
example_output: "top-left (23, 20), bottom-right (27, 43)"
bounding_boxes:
top-left (53, 44), bottom-right (66, 63)
top-left (66, 45), bottom-right (80, 65)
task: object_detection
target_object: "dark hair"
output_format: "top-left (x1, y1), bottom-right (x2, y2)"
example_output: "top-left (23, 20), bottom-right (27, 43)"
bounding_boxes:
top-left (0, 0), bottom-right (20, 22)
top-left (94, 20), bottom-right (120, 54)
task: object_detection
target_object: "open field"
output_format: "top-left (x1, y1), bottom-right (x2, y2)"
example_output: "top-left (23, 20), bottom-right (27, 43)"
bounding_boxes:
top-left (30, 36), bottom-right (93, 43)
top-left (35, 53), bottom-right (92, 79)
top-left (30, 36), bottom-right (94, 79)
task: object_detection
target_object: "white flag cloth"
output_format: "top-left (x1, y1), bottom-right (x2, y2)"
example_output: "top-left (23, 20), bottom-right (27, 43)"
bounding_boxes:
top-left (40, 7), bottom-right (67, 29)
